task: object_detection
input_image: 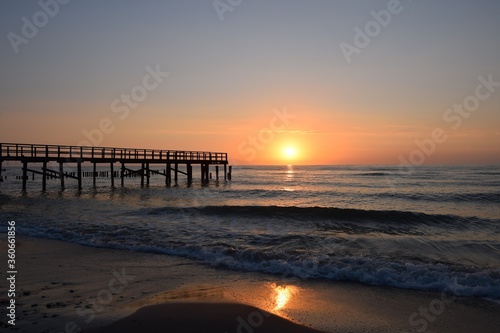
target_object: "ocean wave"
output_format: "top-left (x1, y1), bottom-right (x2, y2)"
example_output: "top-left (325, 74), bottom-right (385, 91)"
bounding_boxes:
top-left (13, 228), bottom-right (500, 300)
top-left (355, 172), bottom-right (388, 176)
top-left (474, 171), bottom-right (500, 176)
top-left (138, 205), bottom-right (497, 228)
top-left (378, 191), bottom-right (500, 204)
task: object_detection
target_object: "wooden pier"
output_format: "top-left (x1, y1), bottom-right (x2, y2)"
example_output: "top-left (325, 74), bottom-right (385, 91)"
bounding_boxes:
top-left (0, 143), bottom-right (230, 191)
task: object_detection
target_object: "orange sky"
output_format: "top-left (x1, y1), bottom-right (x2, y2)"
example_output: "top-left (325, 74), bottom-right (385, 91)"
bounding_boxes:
top-left (1, 1), bottom-right (499, 165)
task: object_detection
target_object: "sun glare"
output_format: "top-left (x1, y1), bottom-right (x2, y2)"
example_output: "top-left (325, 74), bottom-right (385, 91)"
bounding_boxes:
top-left (283, 146), bottom-right (297, 159)
top-left (273, 284), bottom-right (298, 310)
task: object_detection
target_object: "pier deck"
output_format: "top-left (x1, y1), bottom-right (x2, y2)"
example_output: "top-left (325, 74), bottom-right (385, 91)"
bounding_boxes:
top-left (0, 143), bottom-right (230, 191)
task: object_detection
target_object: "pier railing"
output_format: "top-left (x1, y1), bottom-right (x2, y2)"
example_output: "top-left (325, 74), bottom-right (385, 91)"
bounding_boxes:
top-left (0, 143), bottom-right (228, 162)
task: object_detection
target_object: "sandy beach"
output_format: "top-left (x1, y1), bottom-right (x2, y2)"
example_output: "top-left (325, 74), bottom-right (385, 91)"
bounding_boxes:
top-left (1, 235), bottom-right (499, 333)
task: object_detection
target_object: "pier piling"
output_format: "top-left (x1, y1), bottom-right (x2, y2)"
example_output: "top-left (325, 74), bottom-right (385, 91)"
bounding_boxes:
top-left (77, 161), bottom-right (82, 190)
top-left (22, 161), bottom-right (27, 191)
top-left (110, 162), bottom-right (115, 187)
top-left (121, 163), bottom-right (125, 186)
top-left (59, 162), bottom-right (65, 190)
top-left (93, 162), bottom-right (97, 186)
top-left (42, 161), bottom-right (47, 191)
top-left (166, 163), bottom-right (171, 186)
top-left (174, 163), bottom-right (178, 184)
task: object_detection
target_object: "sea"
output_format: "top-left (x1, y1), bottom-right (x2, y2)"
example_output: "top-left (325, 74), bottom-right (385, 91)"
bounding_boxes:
top-left (1, 164), bottom-right (499, 301)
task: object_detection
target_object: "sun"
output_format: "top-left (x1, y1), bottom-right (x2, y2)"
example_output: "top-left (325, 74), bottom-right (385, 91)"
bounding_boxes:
top-left (283, 146), bottom-right (297, 159)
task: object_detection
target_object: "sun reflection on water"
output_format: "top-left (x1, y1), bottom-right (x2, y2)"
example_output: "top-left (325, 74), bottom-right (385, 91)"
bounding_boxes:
top-left (273, 284), bottom-right (299, 310)
top-left (285, 164), bottom-right (295, 182)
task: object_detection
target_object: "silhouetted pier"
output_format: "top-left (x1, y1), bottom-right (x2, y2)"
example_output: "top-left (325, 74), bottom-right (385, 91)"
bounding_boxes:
top-left (0, 143), bottom-right (231, 191)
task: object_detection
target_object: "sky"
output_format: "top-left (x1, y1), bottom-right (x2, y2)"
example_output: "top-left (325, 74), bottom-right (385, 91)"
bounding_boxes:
top-left (1, 0), bottom-right (499, 165)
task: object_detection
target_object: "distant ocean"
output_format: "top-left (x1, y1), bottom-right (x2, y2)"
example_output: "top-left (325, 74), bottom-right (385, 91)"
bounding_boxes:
top-left (1, 165), bottom-right (499, 301)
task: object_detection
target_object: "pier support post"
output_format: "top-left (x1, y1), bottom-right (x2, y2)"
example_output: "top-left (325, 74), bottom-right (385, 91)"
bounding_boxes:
top-left (121, 163), bottom-right (125, 186)
top-left (59, 162), bottom-right (65, 190)
top-left (216, 166), bottom-right (219, 180)
top-left (203, 164), bottom-right (209, 183)
top-left (0, 160), bottom-right (3, 184)
top-left (228, 166), bottom-right (232, 181)
top-left (42, 161), bottom-right (47, 191)
top-left (174, 163), bottom-right (178, 184)
top-left (93, 162), bottom-right (97, 186)
top-left (187, 164), bottom-right (192, 183)
top-left (110, 163), bottom-right (114, 187)
top-left (166, 163), bottom-right (171, 186)
top-left (224, 164), bottom-right (227, 180)
top-left (146, 163), bottom-right (150, 185)
top-left (77, 161), bottom-right (82, 190)
top-left (141, 163), bottom-right (145, 187)
top-left (22, 161), bottom-right (27, 191)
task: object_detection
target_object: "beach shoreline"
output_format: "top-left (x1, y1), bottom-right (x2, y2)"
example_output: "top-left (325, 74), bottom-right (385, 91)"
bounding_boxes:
top-left (2, 235), bottom-right (500, 333)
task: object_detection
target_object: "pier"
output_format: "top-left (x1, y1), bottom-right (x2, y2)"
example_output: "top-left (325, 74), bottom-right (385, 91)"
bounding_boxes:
top-left (0, 143), bottom-right (230, 191)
